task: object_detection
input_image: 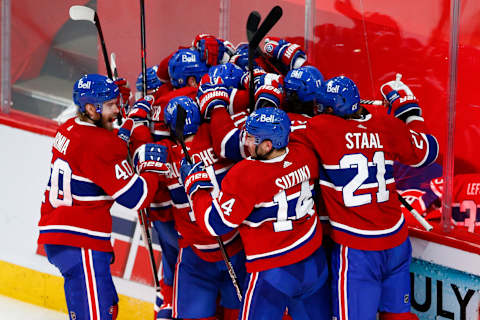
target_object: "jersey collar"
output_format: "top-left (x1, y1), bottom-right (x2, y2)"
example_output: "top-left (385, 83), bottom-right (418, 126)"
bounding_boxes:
top-left (248, 147), bottom-right (290, 163)
top-left (75, 117), bottom-right (96, 127)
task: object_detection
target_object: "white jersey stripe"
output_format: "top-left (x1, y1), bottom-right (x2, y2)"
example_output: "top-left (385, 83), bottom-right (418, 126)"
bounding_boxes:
top-left (39, 225), bottom-right (111, 238)
top-left (246, 217), bottom-right (317, 260)
top-left (330, 214), bottom-right (404, 236)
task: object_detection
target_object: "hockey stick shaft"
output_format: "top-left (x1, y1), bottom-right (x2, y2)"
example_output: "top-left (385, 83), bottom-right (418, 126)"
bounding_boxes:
top-left (94, 14), bottom-right (113, 79)
top-left (140, 0), bottom-right (147, 97)
top-left (125, 148), bottom-right (161, 291)
top-left (110, 52), bottom-right (126, 125)
top-left (360, 99), bottom-right (384, 106)
top-left (397, 193), bottom-right (433, 231)
top-left (138, 208), bottom-right (161, 289)
top-left (248, 6), bottom-right (283, 110)
top-left (175, 105), bottom-right (243, 301)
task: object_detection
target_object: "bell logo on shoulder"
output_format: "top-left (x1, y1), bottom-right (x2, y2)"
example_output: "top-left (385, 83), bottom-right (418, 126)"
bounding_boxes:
top-left (326, 82), bottom-right (339, 93)
top-left (77, 79), bottom-right (91, 89)
top-left (259, 114), bottom-right (275, 123)
top-left (182, 53), bottom-right (196, 63)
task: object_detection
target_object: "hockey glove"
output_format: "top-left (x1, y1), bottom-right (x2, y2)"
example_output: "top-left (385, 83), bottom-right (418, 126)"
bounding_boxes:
top-left (118, 118), bottom-right (134, 143)
top-left (263, 37), bottom-right (306, 71)
top-left (133, 143), bottom-right (169, 174)
top-left (241, 67), bottom-right (267, 90)
top-left (380, 79), bottom-right (421, 123)
top-left (254, 73), bottom-right (284, 109)
top-left (128, 95), bottom-right (154, 122)
top-left (197, 78), bottom-right (230, 120)
top-left (114, 78), bottom-right (131, 104)
top-left (193, 34), bottom-right (234, 66)
top-left (179, 159), bottom-right (213, 197)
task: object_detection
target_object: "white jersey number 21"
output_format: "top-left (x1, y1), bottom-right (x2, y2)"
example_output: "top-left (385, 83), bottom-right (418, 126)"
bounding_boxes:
top-left (340, 151), bottom-right (389, 207)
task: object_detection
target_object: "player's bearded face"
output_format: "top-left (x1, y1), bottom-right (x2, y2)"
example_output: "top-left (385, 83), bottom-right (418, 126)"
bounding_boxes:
top-left (100, 99), bottom-right (120, 131)
top-left (245, 134), bottom-right (271, 160)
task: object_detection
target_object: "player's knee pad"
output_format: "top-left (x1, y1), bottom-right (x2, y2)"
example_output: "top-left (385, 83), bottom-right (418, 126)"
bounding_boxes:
top-left (379, 312), bottom-right (419, 320)
top-left (222, 308), bottom-right (240, 320)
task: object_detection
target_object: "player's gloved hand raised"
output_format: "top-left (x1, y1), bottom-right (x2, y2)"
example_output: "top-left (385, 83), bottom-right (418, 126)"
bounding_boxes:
top-left (254, 73), bottom-right (284, 109)
top-left (118, 118), bottom-right (134, 143)
top-left (179, 159), bottom-right (213, 197)
top-left (128, 95), bottom-right (155, 122)
top-left (193, 34), bottom-right (235, 66)
top-left (114, 78), bottom-right (132, 106)
top-left (241, 67), bottom-right (267, 90)
top-left (133, 143), bottom-right (169, 174)
top-left (197, 75), bottom-right (230, 120)
top-left (380, 79), bottom-right (421, 123)
top-left (263, 37), bottom-right (306, 71)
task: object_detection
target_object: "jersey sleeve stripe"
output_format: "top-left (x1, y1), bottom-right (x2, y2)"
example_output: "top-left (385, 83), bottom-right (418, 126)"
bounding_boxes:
top-left (112, 175), bottom-right (140, 199)
top-left (405, 115), bottom-right (424, 124)
top-left (228, 88), bottom-right (237, 114)
top-left (47, 176), bottom-right (111, 199)
top-left (221, 128), bottom-right (244, 161)
top-left (320, 163), bottom-right (394, 188)
top-left (114, 175), bottom-right (148, 211)
top-left (410, 133), bottom-right (439, 168)
top-left (212, 199), bottom-right (239, 228)
top-left (330, 214), bottom-right (404, 237)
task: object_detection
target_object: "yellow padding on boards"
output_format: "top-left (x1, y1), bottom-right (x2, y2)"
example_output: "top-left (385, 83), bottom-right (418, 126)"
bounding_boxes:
top-left (0, 260), bottom-right (153, 319)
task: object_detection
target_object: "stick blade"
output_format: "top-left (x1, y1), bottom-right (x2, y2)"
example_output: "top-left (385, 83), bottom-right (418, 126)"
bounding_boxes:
top-left (249, 6), bottom-right (283, 49)
top-left (246, 11), bottom-right (261, 42)
top-left (69, 5), bottom-right (95, 23)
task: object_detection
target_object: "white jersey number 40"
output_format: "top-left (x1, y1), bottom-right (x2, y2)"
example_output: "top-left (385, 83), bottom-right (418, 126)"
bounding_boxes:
top-left (49, 158), bottom-right (73, 208)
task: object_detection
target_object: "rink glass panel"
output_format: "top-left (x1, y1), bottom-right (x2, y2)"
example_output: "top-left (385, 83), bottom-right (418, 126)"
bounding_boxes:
top-left (2, 0), bottom-right (480, 254)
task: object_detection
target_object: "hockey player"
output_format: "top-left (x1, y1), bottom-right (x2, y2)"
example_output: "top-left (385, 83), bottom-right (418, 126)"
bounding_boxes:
top-left (37, 74), bottom-right (169, 320)
top-left (147, 96), bottom-right (246, 320)
top-left (180, 107), bottom-right (331, 320)
top-left (302, 76), bottom-right (439, 320)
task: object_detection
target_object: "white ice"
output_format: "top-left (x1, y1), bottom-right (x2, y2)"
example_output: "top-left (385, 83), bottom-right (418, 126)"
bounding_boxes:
top-left (0, 295), bottom-right (67, 320)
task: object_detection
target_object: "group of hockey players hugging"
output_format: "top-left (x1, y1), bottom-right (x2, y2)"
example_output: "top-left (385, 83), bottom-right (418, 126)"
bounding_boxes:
top-left (38, 33), bottom-right (439, 320)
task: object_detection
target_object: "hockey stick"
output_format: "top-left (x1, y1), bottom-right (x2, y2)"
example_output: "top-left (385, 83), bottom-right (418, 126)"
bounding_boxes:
top-left (397, 193), bottom-right (433, 231)
top-left (69, 5), bottom-right (112, 79)
top-left (110, 52), bottom-right (127, 125)
top-left (140, 0), bottom-right (147, 97)
top-left (246, 11), bottom-right (261, 43)
top-left (360, 99), bottom-right (384, 106)
top-left (175, 105), bottom-right (243, 302)
top-left (248, 6), bottom-right (283, 110)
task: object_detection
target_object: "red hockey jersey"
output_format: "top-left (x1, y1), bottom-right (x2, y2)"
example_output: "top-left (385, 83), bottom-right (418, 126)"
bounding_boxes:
top-left (301, 113), bottom-right (439, 250)
top-left (38, 117), bottom-right (160, 252)
top-left (190, 143), bottom-right (323, 272)
top-left (156, 124), bottom-right (243, 262)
